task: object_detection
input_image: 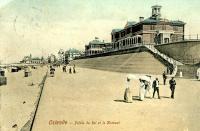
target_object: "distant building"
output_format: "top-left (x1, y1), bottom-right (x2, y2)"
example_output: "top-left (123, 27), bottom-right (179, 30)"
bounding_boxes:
top-left (104, 42), bottom-right (113, 52)
top-left (58, 49), bottom-right (65, 64)
top-left (31, 57), bottom-right (44, 64)
top-left (65, 48), bottom-right (82, 61)
top-left (48, 54), bottom-right (57, 64)
top-left (85, 37), bottom-right (110, 56)
top-left (21, 54), bottom-right (44, 64)
top-left (111, 5), bottom-right (185, 50)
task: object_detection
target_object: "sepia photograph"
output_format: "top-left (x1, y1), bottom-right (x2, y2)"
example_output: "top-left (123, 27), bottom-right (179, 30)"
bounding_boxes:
top-left (0, 0), bottom-right (200, 131)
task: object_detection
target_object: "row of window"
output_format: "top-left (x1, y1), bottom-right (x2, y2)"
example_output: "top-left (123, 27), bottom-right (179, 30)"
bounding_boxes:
top-left (113, 25), bottom-right (143, 39)
top-left (86, 50), bottom-right (103, 55)
top-left (114, 37), bottom-right (142, 48)
top-left (112, 25), bottom-right (183, 40)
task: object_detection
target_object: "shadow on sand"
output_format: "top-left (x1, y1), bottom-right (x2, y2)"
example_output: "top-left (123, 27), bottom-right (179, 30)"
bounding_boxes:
top-left (114, 95), bottom-right (171, 103)
top-left (114, 96), bottom-right (141, 103)
top-left (160, 96), bottom-right (170, 99)
top-left (114, 100), bottom-right (125, 103)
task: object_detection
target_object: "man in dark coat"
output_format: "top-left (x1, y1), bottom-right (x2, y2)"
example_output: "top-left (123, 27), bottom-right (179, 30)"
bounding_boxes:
top-left (63, 65), bottom-right (66, 72)
top-left (162, 71), bottom-right (167, 85)
top-left (69, 67), bottom-right (72, 74)
top-left (152, 78), bottom-right (160, 99)
top-left (169, 77), bottom-right (176, 99)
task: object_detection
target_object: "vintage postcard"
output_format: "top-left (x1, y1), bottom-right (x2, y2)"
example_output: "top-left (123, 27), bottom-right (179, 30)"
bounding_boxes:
top-left (0, 0), bottom-right (200, 131)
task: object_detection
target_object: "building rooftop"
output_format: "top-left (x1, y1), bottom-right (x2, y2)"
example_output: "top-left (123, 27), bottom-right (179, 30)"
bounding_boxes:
top-left (112, 29), bottom-right (122, 33)
top-left (111, 5), bottom-right (186, 34)
top-left (141, 17), bottom-right (185, 25)
top-left (124, 21), bottom-right (137, 28)
top-left (66, 48), bottom-right (81, 53)
top-left (32, 57), bottom-right (41, 60)
top-left (152, 5), bottom-right (162, 8)
top-left (89, 38), bottom-right (105, 45)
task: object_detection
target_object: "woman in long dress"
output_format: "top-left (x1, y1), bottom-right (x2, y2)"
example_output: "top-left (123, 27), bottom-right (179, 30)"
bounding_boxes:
top-left (124, 78), bottom-right (132, 103)
top-left (144, 76), bottom-right (153, 98)
top-left (139, 79), bottom-right (145, 101)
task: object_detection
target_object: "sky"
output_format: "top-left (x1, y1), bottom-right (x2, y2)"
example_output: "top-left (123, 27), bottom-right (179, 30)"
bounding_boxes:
top-left (0, 0), bottom-right (200, 63)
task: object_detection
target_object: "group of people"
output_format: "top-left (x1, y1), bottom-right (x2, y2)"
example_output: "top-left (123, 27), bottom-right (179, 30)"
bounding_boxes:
top-left (62, 64), bottom-right (76, 74)
top-left (49, 66), bottom-right (56, 77)
top-left (48, 64), bottom-right (76, 77)
top-left (138, 76), bottom-right (162, 101)
top-left (124, 73), bottom-right (177, 103)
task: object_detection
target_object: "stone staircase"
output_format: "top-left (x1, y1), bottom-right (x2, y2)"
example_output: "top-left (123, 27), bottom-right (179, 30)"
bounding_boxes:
top-left (143, 44), bottom-right (183, 77)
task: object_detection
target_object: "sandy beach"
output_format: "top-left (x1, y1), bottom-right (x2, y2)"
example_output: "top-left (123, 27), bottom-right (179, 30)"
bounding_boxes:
top-left (1, 66), bottom-right (47, 131)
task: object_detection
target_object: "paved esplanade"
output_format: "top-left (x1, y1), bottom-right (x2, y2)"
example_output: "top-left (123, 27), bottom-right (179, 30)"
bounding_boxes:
top-left (32, 67), bottom-right (200, 131)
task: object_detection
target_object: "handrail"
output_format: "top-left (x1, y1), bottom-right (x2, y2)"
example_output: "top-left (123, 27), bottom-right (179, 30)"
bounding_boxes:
top-left (143, 44), bottom-right (179, 77)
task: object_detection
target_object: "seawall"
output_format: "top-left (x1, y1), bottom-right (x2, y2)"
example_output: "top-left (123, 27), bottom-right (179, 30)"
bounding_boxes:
top-left (71, 51), bottom-right (167, 75)
top-left (155, 40), bottom-right (200, 64)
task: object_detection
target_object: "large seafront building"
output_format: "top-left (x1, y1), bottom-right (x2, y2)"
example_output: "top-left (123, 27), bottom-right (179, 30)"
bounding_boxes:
top-left (85, 37), bottom-right (111, 56)
top-left (111, 5), bottom-right (185, 50)
top-left (65, 48), bottom-right (83, 61)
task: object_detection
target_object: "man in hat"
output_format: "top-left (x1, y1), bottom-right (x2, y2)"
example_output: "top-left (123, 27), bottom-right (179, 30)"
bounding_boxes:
top-left (169, 77), bottom-right (176, 99)
top-left (152, 78), bottom-right (160, 99)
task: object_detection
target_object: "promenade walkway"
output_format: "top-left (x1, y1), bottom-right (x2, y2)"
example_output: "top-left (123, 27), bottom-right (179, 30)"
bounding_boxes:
top-left (32, 67), bottom-right (200, 131)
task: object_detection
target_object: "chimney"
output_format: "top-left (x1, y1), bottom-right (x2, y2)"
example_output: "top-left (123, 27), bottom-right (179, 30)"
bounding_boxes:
top-left (139, 17), bottom-right (144, 22)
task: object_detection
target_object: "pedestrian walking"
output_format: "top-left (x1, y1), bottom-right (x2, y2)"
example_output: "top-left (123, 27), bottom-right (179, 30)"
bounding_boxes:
top-left (139, 79), bottom-right (146, 101)
top-left (163, 71), bottom-right (167, 85)
top-left (124, 78), bottom-right (132, 103)
top-left (73, 64), bottom-right (76, 73)
top-left (169, 77), bottom-right (176, 99)
top-left (152, 78), bottom-right (160, 99)
top-left (144, 76), bottom-right (153, 98)
top-left (62, 65), bottom-right (66, 72)
top-left (69, 67), bottom-right (72, 74)
top-left (50, 67), bottom-right (55, 77)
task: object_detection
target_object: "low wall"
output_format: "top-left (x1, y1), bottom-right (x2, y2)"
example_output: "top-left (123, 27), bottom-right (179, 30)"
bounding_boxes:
top-left (155, 40), bottom-right (200, 64)
top-left (177, 65), bottom-right (199, 78)
top-left (21, 70), bottom-right (48, 131)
